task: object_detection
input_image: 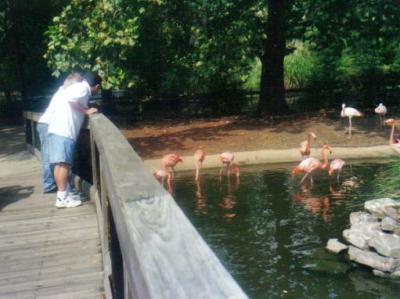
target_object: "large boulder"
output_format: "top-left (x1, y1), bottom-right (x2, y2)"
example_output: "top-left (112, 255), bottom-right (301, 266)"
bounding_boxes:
top-left (381, 217), bottom-right (400, 235)
top-left (368, 232), bottom-right (400, 259)
top-left (364, 198), bottom-right (400, 220)
top-left (343, 212), bottom-right (381, 249)
top-left (348, 246), bottom-right (400, 273)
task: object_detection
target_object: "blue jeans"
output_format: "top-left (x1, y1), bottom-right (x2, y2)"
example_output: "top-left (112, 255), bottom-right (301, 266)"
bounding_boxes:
top-left (37, 123), bottom-right (56, 192)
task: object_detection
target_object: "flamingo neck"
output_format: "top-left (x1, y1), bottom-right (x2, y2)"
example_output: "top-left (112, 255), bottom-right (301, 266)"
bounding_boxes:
top-left (320, 150), bottom-right (329, 169)
top-left (307, 134), bottom-right (312, 146)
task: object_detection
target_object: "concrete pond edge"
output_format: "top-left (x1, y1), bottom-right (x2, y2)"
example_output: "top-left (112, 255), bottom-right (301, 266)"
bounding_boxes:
top-left (144, 145), bottom-right (398, 172)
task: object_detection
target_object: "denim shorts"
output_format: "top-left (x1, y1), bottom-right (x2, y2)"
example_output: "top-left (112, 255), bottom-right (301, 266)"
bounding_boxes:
top-left (48, 133), bottom-right (75, 166)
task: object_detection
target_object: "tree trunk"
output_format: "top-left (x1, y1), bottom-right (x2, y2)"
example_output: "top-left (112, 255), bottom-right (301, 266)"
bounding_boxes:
top-left (9, 0), bottom-right (27, 103)
top-left (258, 0), bottom-right (289, 116)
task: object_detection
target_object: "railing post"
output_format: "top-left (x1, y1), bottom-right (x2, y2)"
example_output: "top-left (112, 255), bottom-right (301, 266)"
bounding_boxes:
top-left (100, 156), bottom-right (110, 254)
top-left (90, 130), bottom-right (99, 191)
top-left (30, 118), bottom-right (36, 154)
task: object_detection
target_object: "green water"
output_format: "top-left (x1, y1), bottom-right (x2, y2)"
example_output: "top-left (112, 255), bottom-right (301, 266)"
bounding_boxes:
top-left (173, 161), bottom-right (400, 299)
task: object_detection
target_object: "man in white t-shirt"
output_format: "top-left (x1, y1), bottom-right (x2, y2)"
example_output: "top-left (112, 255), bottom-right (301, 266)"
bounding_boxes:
top-left (48, 73), bottom-right (101, 208)
top-left (37, 73), bottom-right (83, 193)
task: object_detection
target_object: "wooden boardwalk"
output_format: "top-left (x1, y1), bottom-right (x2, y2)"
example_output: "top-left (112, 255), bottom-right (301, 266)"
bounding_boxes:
top-left (0, 126), bottom-right (104, 299)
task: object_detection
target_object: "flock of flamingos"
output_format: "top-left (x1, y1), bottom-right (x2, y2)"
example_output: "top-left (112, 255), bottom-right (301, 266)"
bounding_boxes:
top-left (152, 103), bottom-right (400, 192)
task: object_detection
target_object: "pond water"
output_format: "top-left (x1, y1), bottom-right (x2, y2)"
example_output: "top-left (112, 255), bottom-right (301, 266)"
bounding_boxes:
top-left (172, 160), bottom-right (400, 299)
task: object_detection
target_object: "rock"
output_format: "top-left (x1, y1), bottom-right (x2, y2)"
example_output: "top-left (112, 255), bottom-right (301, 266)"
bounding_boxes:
top-left (343, 216), bottom-right (380, 249)
top-left (343, 228), bottom-right (369, 249)
top-left (368, 232), bottom-right (400, 259)
top-left (326, 238), bottom-right (348, 254)
top-left (350, 211), bottom-right (379, 226)
top-left (302, 259), bottom-right (351, 275)
top-left (364, 198), bottom-right (400, 220)
top-left (381, 217), bottom-right (400, 235)
top-left (348, 246), bottom-right (400, 273)
top-left (373, 269), bottom-right (400, 279)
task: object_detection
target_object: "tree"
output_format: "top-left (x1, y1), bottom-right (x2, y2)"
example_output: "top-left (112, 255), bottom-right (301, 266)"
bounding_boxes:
top-left (257, 0), bottom-right (293, 116)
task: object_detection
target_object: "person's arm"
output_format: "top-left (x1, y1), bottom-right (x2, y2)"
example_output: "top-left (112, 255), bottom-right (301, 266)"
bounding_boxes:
top-left (69, 102), bottom-right (98, 115)
top-left (65, 82), bottom-right (98, 115)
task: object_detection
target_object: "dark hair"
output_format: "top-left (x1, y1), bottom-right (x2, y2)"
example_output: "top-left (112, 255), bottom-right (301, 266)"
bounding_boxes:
top-left (83, 72), bottom-right (102, 87)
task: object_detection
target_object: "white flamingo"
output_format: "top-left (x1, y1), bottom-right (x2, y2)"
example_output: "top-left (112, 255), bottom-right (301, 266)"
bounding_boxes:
top-left (340, 104), bottom-right (362, 138)
top-left (374, 103), bottom-right (387, 128)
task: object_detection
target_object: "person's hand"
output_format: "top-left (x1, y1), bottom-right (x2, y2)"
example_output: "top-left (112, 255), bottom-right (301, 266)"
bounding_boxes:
top-left (86, 108), bottom-right (98, 115)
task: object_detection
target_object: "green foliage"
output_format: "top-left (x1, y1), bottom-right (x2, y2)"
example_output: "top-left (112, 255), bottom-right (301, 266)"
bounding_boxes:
top-left (284, 41), bottom-right (318, 89)
top-left (243, 59), bottom-right (262, 91)
top-left (373, 159), bottom-right (400, 199)
top-left (45, 0), bottom-right (263, 95)
top-left (301, 0), bottom-right (400, 106)
top-left (45, 0), bottom-right (139, 89)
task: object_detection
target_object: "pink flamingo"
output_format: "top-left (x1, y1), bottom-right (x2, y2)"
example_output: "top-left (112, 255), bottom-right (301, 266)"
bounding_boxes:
top-left (292, 144), bottom-right (331, 184)
top-left (384, 118), bottom-right (400, 154)
top-left (219, 151), bottom-right (235, 176)
top-left (375, 103), bottom-right (387, 128)
top-left (194, 147), bottom-right (205, 181)
top-left (341, 104), bottom-right (362, 138)
top-left (329, 158), bottom-right (345, 182)
top-left (161, 153), bottom-right (183, 182)
top-left (152, 169), bottom-right (172, 193)
top-left (299, 131), bottom-right (317, 160)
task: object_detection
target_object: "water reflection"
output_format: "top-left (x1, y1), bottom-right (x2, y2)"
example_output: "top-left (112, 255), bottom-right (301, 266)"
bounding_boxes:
top-left (219, 173), bottom-right (240, 219)
top-left (292, 183), bottom-right (331, 222)
top-left (195, 179), bottom-right (207, 215)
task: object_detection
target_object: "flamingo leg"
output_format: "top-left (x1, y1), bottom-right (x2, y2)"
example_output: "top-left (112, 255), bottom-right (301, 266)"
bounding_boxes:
top-left (219, 166), bottom-right (224, 176)
top-left (348, 116), bottom-right (352, 138)
top-left (336, 170), bottom-right (340, 183)
top-left (300, 172), bottom-right (310, 184)
top-left (195, 161), bottom-right (201, 181)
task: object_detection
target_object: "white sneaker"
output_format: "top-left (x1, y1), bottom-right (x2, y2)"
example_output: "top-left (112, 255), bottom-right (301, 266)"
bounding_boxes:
top-left (55, 195), bottom-right (82, 208)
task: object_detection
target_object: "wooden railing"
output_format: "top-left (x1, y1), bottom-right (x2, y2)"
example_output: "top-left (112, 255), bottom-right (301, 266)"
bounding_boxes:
top-left (23, 111), bottom-right (248, 299)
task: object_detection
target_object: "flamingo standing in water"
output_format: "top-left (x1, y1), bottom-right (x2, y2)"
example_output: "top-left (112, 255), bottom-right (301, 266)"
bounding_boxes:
top-left (375, 103), bottom-right (387, 128)
top-left (152, 169), bottom-right (172, 193)
top-left (299, 131), bottom-right (317, 160)
top-left (194, 147), bottom-right (205, 181)
top-left (341, 104), bottom-right (362, 138)
top-left (384, 118), bottom-right (400, 154)
top-left (329, 158), bottom-right (346, 182)
top-left (292, 144), bottom-right (331, 184)
top-left (161, 153), bottom-right (183, 180)
top-left (219, 151), bottom-right (235, 176)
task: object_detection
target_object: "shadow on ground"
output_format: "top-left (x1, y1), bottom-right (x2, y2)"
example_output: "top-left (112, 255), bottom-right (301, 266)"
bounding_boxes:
top-left (0, 185), bottom-right (34, 211)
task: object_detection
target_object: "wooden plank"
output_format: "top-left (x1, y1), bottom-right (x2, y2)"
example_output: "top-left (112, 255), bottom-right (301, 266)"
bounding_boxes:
top-left (0, 272), bottom-right (103, 297)
top-left (0, 234), bottom-right (99, 256)
top-left (0, 226), bottom-right (99, 250)
top-left (0, 205), bottom-right (95, 223)
top-left (0, 264), bottom-right (103, 286)
top-left (90, 114), bottom-right (247, 299)
top-left (0, 253), bottom-right (102, 274)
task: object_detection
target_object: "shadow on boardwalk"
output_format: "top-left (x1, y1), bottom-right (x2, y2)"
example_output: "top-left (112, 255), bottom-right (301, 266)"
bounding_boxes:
top-left (0, 185), bottom-right (34, 211)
